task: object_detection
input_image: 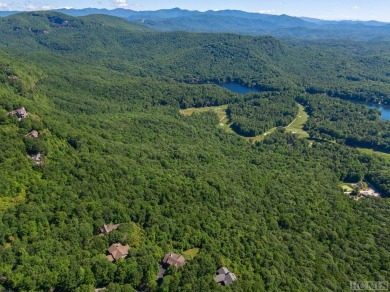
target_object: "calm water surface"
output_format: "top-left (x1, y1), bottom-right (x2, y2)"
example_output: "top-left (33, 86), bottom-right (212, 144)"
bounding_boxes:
top-left (350, 101), bottom-right (390, 121)
top-left (218, 83), bottom-right (260, 95)
top-left (367, 104), bottom-right (390, 121)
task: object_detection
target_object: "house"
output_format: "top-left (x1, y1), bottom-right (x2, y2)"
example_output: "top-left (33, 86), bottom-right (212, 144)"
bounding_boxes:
top-left (106, 243), bottom-right (129, 262)
top-left (214, 267), bottom-right (237, 286)
top-left (157, 252), bottom-right (186, 284)
top-left (30, 153), bottom-right (43, 165)
top-left (162, 252), bottom-right (186, 269)
top-left (100, 223), bottom-right (120, 235)
top-left (16, 107), bottom-right (28, 119)
top-left (27, 130), bottom-right (39, 138)
top-left (360, 188), bottom-right (380, 197)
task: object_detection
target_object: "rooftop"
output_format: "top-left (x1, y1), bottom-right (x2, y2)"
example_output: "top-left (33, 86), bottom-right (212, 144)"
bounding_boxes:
top-left (162, 252), bottom-right (186, 268)
top-left (107, 243), bottom-right (129, 262)
top-left (214, 267), bottom-right (237, 286)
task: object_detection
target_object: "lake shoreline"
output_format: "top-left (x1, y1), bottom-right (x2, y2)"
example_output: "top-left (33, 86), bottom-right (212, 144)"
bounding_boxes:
top-left (347, 99), bottom-right (390, 121)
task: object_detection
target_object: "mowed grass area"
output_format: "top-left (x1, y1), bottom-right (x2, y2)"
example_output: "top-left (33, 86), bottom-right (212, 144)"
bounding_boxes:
top-left (341, 184), bottom-right (354, 192)
top-left (180, 105), bottom-right (228, 120)
top-left (357, 148), bottom-right (390, 160)
top-left (285, 104), bottom-right (310, 138)
top-left (180, 105), bottom-right (280, 140)
top-left (180, 105), bottom-right (235, 134)
top-left (248, 127), bottom-right (277, 142)
top-left (182, 248), bottom-right (200, 260)
top-left (180, 103), bottom-right (310, 141)
top-left (247, 104), bottom-right (310, 142)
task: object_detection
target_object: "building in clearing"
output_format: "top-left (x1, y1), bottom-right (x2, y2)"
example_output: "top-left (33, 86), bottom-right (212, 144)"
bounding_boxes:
top-left (16, 107), bottom-right (28, 119)
top-left (214, 267), bottom-right (237, 286)
top-left (162, 252), bottom-right (186, 269)
top-left (106, 243), bottom-right (129, 262)
top-left (100, 223), bottom-right (120, 235)
top-left (30, 153), bottom-right (43, 165)
top-left (27, 130), bottom-right (39, 138)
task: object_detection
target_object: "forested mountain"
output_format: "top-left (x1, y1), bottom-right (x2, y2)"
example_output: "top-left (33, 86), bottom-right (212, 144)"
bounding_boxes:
top-left (1, 11), bottom-right (389, 105)
top-left (1, 8), bottom-right (389, 41)
top-left (46, 8), bottom-right (390, 41)
top-left (0, 11), bottom-right (389, 291)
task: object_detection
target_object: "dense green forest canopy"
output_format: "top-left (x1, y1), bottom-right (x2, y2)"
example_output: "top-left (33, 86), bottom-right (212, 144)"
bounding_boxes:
top-left (0, 12), bottom-right (390, 103)
top-left (227, 92), bottom-right (298, 137)
top-left (298, 94), bottom-right (390, 153)
top-left (0, 11), bottom-right (389, 291)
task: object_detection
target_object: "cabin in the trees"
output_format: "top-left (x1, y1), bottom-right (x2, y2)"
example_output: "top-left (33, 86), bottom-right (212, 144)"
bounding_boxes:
top-left (214, 267), bottom-right (237, 286)
top-left (30, 153), bottom-right (43, 165)
top-left (106, 243), bottom-right (129, 262)
top-left (162, 252), bottom-right (186, 269)
top-left (16, 107), bottom-right (28, 119)
top-left (100, 223), bottom-right (120, 235)
top-left (8, 75), bottom-right (18, 80)
top-left (27, 130), bottom-right (39, 138)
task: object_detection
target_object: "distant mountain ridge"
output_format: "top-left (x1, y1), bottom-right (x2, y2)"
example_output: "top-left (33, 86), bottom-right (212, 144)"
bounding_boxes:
top-left (0, 8), bottom-right (389, 40)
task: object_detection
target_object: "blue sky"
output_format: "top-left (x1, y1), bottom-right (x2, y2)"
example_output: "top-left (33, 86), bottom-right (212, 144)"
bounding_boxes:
top-left (0, 0), bottom-right (389, 21)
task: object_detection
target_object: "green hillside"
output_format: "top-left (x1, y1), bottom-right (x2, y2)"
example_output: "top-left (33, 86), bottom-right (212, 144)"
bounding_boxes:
top-left (1, 12), bottom-right (390, 104)
top-left (0, 12), bottom-right (389, 291)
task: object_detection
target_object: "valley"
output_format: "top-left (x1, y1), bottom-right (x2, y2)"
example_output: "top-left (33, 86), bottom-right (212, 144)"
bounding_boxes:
top-left (0, 10), bottom-right (389, 292)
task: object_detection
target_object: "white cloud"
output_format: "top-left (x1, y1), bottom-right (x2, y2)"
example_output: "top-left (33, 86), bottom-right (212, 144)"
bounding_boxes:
top-left (112, 0), bottom-right (128, 8)
top-left (42, 5), bottom-right (55, 10)
top-left (0, 2), bottom-right (10, 10)
top-left (23, 5), bottom-right (40, 10)
top-left (20, 4), bottom-right (74, 11)
top-left (258, 10), bottom-right (276, 14)
top-left (353, 6), bottom-right (360, 10)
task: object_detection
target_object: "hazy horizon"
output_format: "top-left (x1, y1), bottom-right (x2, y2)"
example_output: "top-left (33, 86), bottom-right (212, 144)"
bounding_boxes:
top-left (0, 0), bottom-right (389, 22)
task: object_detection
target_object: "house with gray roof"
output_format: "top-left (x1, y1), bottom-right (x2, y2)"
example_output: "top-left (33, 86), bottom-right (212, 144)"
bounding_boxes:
top-left (214, 267), bottom-right (237, 286)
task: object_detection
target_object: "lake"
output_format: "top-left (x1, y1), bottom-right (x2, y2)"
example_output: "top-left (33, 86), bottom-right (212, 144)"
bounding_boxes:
top-left (350, 101), bottom-right (390, 121)
top-left (366, 103), bottom-right (390, 121)
top-left (218, 83), bottom-right (260, 94)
